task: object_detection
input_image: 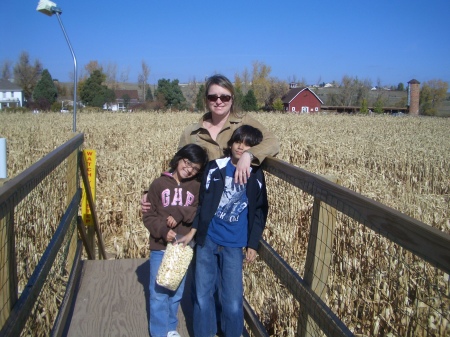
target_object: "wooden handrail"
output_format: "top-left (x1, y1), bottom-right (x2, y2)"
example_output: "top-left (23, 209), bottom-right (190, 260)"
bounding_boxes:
top-left (0, 134), bottom-right (84, 220)
top-left (262, 156), bottom-right (450, 274)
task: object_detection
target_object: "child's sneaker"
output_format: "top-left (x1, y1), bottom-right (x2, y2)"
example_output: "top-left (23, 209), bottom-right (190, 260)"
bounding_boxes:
top-left (167, 331), bottom-right (180, 337)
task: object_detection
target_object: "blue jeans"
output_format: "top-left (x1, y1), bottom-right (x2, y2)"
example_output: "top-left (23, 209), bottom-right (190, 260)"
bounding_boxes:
top-left (149, 250), bottom-right (186, 337)
top-left (193, 236), bottom-right (244, 337)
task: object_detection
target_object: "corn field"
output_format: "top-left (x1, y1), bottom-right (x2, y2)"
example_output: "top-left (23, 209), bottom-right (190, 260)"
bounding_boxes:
top-left (1, 111), bottom-right (449, 336)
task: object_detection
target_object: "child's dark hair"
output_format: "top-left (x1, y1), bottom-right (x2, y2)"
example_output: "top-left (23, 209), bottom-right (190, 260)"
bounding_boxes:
top-left (225, 125), bottom-right (263, 156)
top-left (169, 144), bottom-right (208, 175)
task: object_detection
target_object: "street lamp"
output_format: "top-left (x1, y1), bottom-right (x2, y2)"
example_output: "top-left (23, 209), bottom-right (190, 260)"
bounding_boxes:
top-left (37, 0), bottom-right (78, 132)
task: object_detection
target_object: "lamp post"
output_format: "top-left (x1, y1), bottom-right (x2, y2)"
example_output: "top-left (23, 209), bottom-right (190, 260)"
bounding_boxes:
top-left (37, 0), bottom-right (77, 132)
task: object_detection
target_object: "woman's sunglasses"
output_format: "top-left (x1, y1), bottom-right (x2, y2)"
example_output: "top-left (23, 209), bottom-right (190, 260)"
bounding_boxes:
top-left (207, 94), bottom-right (232, 103)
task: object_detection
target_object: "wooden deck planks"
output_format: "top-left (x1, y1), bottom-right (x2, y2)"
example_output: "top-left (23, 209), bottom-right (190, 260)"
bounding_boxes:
top-left (65, 258), bottom-right (192, 337)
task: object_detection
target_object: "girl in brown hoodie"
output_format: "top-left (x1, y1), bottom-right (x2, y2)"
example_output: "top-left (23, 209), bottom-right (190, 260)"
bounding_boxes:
top-left (143, 143), bottom-right (207, 337)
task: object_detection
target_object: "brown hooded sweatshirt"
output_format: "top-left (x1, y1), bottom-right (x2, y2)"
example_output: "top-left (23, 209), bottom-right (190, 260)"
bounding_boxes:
top-left (143, 172), bottom-right (200, 251)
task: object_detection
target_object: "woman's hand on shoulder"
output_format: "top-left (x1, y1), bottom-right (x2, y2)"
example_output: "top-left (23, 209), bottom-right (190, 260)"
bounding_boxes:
top-left (141, 193), bottom-right (151, 213)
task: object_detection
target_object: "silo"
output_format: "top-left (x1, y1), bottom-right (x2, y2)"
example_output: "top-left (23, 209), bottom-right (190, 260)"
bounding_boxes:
top-left (407, 79), bottom-right (420, 115)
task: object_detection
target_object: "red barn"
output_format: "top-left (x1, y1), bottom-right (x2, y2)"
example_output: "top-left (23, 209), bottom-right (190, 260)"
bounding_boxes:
top-left (282, 85), bottom-right (323, 113)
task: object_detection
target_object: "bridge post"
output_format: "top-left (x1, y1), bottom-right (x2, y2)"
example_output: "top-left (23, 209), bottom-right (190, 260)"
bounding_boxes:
top-left (298, 175), bottom-right (339, 337)
top-left (0, 180), bottom-right (18, 331)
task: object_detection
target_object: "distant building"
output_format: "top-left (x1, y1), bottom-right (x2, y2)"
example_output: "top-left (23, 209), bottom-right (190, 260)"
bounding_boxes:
top-left (282, 84), bottom-right (324, 113)
top-left (0, 79), bottom-right (23, 110)
top-left (407, 79), bottom-right (420, 116)
top-left (104, 89), bottom-right (140, 111)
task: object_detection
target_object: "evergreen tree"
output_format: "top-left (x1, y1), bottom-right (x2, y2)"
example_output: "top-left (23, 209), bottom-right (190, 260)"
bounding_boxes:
top-left (374, 98), bottom-right (384, 113)
top-left (154, 78), bottom-right (187, 110)
top-left (80, 69), bottom-right (115, 108)
top-left (233, 86), bottom-right (244, 112)
top-left (360, 98), bottom-right (368, 114)
top-left (195, 84), bottom-right (205, 111)
top-left (241, 89), bottom-right (258, 111)
top-left (32, 69), bottom-right (57, 110)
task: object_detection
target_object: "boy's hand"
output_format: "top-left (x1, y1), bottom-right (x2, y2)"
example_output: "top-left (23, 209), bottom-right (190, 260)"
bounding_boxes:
top-left (166, 216), bottom-right (177, 228)
top-left (245, 248), bottom-right (257, 263)
top-left (234, 152), bottom-right (252, 185)
top-left (175, 229), bottom-right (196, 247)
top-left (141, 193), bottom-right (151, 212)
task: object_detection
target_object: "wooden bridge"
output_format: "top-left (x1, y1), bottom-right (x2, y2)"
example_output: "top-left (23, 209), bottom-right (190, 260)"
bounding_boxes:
top-left (1, 134), bottom-right (449, 337)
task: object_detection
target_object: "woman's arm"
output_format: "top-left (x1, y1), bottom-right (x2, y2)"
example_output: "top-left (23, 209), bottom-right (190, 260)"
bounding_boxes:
top-left (241, 114), bottom-right (280, 164)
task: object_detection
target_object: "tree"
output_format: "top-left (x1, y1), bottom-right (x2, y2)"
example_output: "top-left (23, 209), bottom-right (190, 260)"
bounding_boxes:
top-left (13, 51), bottom-right (43, 105)
top-left (32, 69), bottom-right (58, 110)
top-left (105, 62), bottom-right (118, 90)
top-left (251, 61), bottom-right (272, 108)
top-left (360, 98), bottom-right (369, 114)
top-left (185, 77), bottom-right (200, 110)
top-left (146, 87), bottom-right (153, 102)
top-left (397, 83), bottom-right (405, 91)
top-left (419, 79), bottom-right (449, 116)
top-left (338, 76), bottom-right (371, 106)
top-left (154, 78), bottom-right (187, 110)
top-left (120, 66), bottom-right (130, 83)
top-left (122, 94), bottom-right (130, 109)
top-left (195, 84), bottom-right (205, 111)
top-left (233, 86), bottom-right (244, 112)
top-left (373, 97), bottom-right (384, 114)
top-left (267, 78), bottom-right (289, 111)
top-left (1, 60), bottom-right (12, 80)
top-left (138, 60), bottom-right (150, 101)
top-left (272, 98), bottom-right (284, 112)
top-left (80, 69), bottom-right (115, 108)
top-left (241, 89), bottom-right (258, 111)
top-left (84, 60), bottom-right (102, 76)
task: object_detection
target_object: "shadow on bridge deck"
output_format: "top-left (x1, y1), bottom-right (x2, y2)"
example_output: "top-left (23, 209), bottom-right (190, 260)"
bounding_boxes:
top-left (63, 258), bottom-right (193, 337)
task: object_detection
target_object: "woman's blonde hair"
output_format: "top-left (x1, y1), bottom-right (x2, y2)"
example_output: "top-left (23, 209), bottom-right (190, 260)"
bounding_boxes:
top-left (204, 74), bottom-right (238, 115)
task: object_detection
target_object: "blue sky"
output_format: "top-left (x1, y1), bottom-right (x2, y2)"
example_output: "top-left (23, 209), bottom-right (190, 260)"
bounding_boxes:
top-left (2, 0), bottom-right (449, 87)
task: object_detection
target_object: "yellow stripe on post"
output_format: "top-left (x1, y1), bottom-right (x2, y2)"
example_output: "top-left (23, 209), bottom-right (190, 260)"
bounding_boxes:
top-left (81, 149), bottom-right (96, 226)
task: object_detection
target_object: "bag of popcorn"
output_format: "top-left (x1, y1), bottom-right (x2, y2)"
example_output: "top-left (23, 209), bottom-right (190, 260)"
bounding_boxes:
top-left (156, 241), bottom-right (194, 291)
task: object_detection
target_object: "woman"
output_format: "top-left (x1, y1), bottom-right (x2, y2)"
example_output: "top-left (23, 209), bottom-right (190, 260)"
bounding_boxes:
top-left (142, 74), bottom-right (279, 209)
top-left (178, 74), bottom-right (279, 184)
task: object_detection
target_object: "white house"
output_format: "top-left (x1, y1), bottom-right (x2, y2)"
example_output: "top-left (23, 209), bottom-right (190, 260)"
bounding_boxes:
top-left (103, 89), bottom-right (140, 111)
top-left (0, 79), bottom-right (23, 110)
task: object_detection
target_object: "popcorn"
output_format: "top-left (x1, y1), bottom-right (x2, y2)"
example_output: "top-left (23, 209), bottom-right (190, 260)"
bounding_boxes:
top-left (156, 242), bottom-right (193, 291)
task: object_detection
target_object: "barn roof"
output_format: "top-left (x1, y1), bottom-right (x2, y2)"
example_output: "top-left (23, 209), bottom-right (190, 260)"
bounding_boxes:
top-left (282, 87), bottom-right (324, 104)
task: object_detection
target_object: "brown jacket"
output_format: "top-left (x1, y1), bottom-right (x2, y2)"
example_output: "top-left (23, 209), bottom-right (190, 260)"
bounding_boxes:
top-left (143, 172), bottom-right (200, 251)
top-left (178, 112), bottom-right (280, 163)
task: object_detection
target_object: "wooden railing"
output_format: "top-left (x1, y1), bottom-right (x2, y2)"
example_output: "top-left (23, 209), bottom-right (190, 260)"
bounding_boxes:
top-left (1, 136), bottom-right (448, 337)
top-left (0, 134), bottom-right (106, 337)
top-left (242, 157), bottom-right (450, 337)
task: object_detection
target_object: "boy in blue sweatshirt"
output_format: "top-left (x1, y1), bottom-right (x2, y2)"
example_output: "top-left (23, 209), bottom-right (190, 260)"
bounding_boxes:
top-left (179, 125), bottom-right (268, 337)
